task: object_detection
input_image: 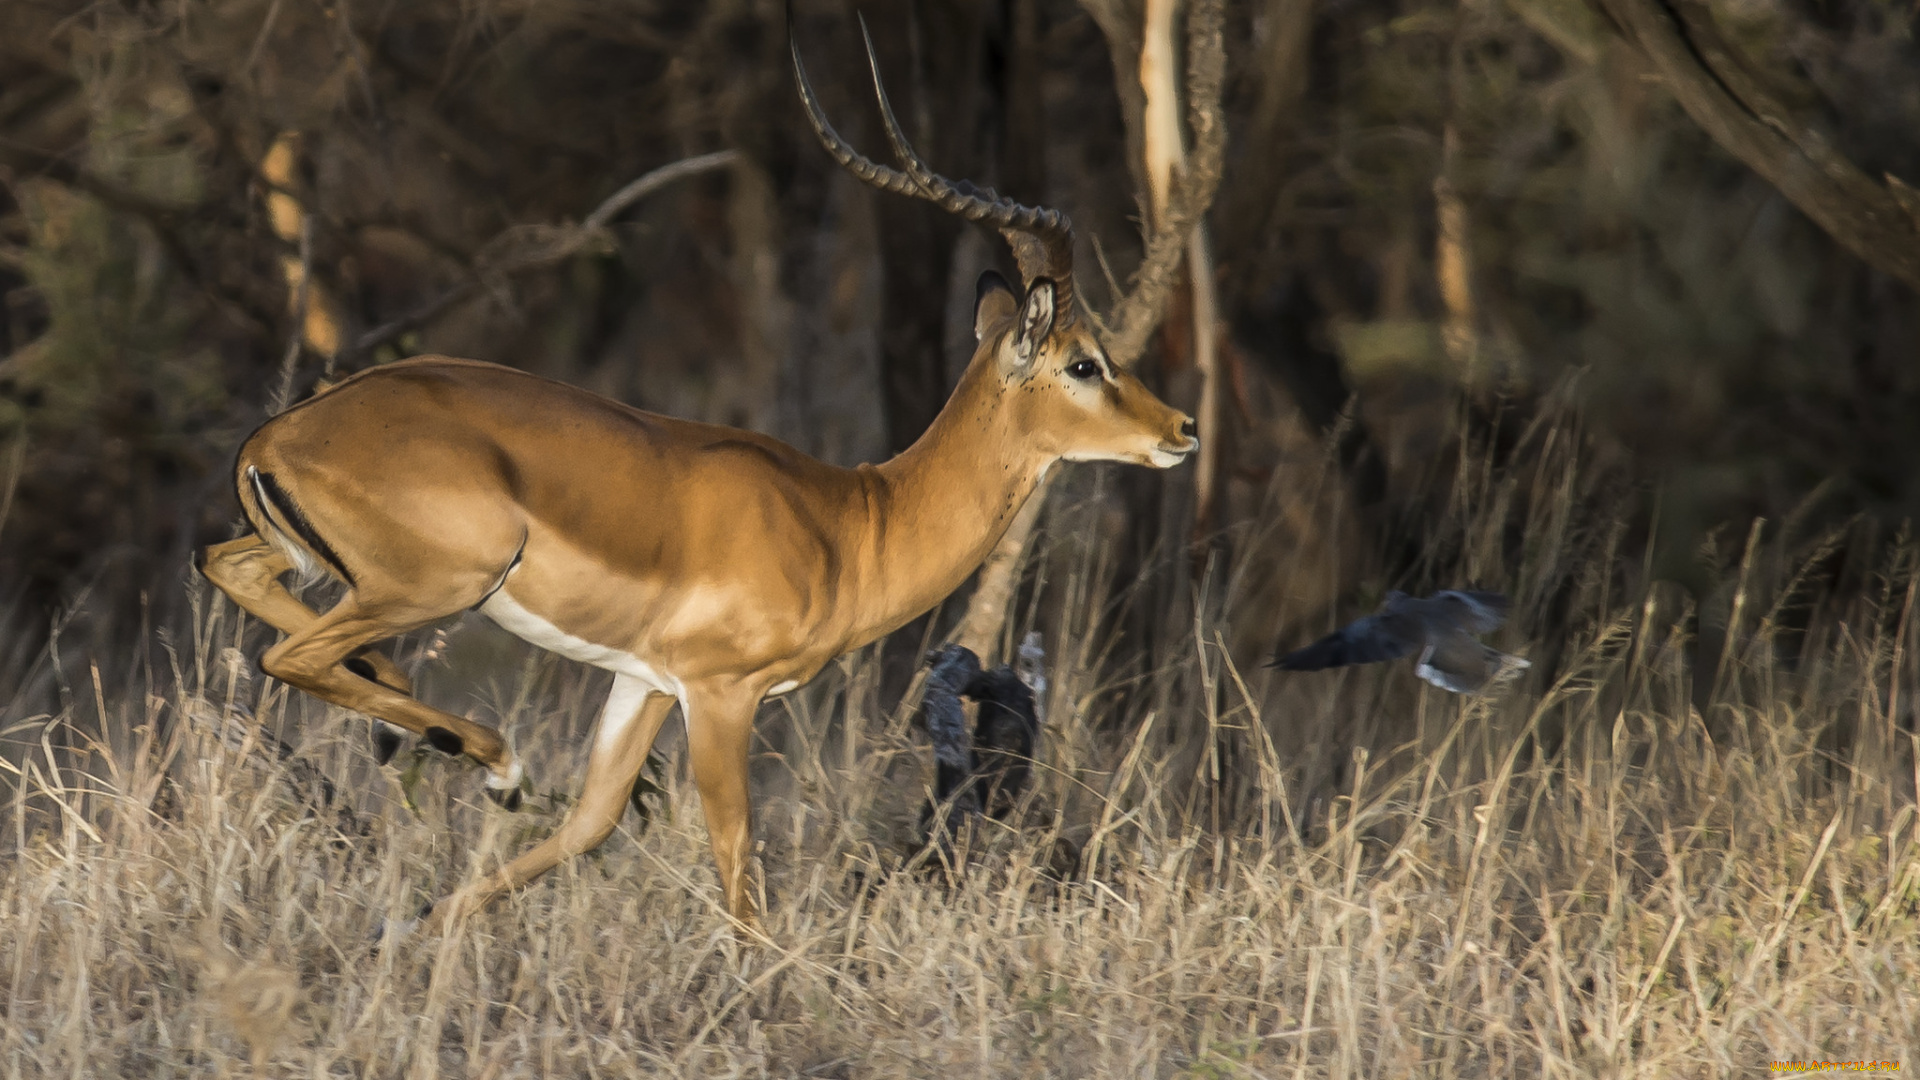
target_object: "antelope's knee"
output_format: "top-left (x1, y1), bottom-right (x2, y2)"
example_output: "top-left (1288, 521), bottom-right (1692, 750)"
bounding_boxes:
top-left (260, 640), bottom-right (330, 686)
top-left (559, 808), bottom-right (624, 857)
top-left (200, 539), bottom-right (289, 596)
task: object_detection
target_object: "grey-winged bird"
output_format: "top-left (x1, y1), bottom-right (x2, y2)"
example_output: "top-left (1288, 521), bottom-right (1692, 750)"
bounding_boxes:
top-left (1268, 590), bottom-right (1530, 693)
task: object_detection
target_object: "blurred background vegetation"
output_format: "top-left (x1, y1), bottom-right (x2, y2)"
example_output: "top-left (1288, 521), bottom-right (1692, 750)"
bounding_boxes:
top-left (0, 0), bottom-right (1916, 708)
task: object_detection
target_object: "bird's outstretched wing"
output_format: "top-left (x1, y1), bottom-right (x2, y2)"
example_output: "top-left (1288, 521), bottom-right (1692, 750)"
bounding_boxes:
top-left (921, 645), bottom-right (981, 782)
top-left (920, 680), bottom-right (973, 773)
top-left (1269, 589), bottom-right (1527, 694)
top-left (1427, 590), bottom-right (1510, 634)
top-left (1268, 610), bottom-right (1426, 670)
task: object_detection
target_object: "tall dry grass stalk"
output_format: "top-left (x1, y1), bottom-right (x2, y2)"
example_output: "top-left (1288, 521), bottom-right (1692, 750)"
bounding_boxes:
top-left (2, 408), bottom-right (1917, 1077)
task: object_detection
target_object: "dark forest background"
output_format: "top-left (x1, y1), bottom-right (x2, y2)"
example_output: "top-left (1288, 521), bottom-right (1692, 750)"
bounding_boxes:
top-left (1, 0), bottom-right (1916, 700)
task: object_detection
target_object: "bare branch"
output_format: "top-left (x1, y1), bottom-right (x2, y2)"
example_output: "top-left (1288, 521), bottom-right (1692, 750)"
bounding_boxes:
top-left (268, 213), bottom-right (313, 416)
top-left (583, 150), bottom-right (741, 232)
top-left (1187, 224), bottom-right (1223, 530)
top-left (347, 150), bottom-right (741, 360)
top-left (261, 132), bottom-right (343, 382)
top-left (0, 435), bottom-right (24, 550)
top-left (1593, 0), bottom-right (1920, 293)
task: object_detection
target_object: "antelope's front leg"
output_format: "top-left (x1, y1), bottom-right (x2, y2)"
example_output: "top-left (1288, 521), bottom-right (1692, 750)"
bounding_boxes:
top-left (418, 680), bottom-right (677, 934)
top-left (684, 683), bottom-right (762, 932)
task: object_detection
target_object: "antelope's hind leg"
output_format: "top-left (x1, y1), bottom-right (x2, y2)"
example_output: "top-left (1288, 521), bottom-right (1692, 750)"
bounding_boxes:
top-left (422, 678), bottom-right (678, 932)
top-left (199, 535), bottom-right (415, 693)
top-left (200, 535), bottom-right (426, 766)
top-left (220, 570), bottom-right (523, 804)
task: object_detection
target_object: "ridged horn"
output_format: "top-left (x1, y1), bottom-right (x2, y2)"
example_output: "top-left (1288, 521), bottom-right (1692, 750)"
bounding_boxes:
top-left (789, 11), bottom-right (1078, 322)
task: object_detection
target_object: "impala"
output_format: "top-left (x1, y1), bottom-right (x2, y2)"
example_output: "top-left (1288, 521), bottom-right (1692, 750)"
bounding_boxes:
top-left (197, 26), bottom-right (1196, 933)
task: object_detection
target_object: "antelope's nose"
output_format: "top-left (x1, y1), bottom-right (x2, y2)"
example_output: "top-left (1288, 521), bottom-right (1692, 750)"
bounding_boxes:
top-left (1180, 418), bottom-right (1198, 441)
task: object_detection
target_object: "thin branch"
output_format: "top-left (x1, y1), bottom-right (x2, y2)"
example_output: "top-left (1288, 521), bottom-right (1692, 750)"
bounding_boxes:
top-left (346, 150), bottom-right (742, 361)
top-left (241, 0), bottom-right (284, 78)
top-left (346, 283), bottom-right (474, 361)
top-left (1187, 224), bottom-right (1222, 531)
top-left (268, 214), bottom-right (312, 416)
top-left (582, 150), bottom-right (742, 233)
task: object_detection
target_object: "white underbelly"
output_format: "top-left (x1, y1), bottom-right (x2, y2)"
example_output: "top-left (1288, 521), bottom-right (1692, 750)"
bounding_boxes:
top-left (480, 589), bottom-right (679, 695)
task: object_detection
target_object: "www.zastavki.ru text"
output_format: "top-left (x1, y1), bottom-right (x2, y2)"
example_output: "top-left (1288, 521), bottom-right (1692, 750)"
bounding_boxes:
top-left (1768, 1064), bottom-right (1901, 1073)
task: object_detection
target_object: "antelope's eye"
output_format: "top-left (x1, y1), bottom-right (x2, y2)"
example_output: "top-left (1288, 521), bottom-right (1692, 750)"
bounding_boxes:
top-left (1067, 358), bottom-right (1101, 381)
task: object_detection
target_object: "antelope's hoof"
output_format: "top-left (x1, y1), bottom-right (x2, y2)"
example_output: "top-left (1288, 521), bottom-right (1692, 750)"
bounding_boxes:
top-left (372, 725), bottom-right (405, 766)
top-left (424, 726), bottom-right (464, 756)
top-left (484, 784), bottom-right (524, 812)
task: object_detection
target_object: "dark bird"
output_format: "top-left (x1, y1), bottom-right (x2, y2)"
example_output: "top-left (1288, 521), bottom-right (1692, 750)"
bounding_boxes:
top-left (1268, 590), bottom-right (1530, 694)
top-left (919, 643), bottom-right (1041, 827)
top-left (965, 661), bottom-right (1040, 819)
top-left (921, 646), bottom-right (983, 818)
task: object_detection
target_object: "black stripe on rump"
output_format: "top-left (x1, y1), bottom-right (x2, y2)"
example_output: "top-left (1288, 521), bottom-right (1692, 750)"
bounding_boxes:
top-left (473, 541), bottom-right (525, 611)
top-left (250, 468), bottom-right (359, 589)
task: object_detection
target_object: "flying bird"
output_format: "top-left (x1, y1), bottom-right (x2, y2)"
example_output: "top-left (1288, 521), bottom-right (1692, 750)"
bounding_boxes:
top-left (1268, 590), bottom-right (1530, 694)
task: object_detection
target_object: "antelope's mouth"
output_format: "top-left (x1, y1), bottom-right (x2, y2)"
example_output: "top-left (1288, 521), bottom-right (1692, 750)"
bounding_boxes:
top-left (1148, 434), bottom-right (1199, 468)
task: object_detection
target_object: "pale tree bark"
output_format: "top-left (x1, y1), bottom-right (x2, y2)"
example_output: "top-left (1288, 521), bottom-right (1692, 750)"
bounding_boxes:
top-left (1434, 0), bottom-right (1486, 388)
top-left (1140, 0), bottom-right (1183, 227)
top-left (1433, 126), bottom-right (1480, 385)
top-left (954, 0), bottom-right (1226, 660)
top-left (1141, 0), bottom-right (1223, 531)
top-left (1098, 0), bottom-right (1227, 368)
top-left (259, 132), bottom-right (343, 374)
top-left (1184, 225), bottom-right (1223, 530)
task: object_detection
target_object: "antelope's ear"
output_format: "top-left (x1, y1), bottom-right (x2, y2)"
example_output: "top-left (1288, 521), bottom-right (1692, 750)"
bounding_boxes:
top-left (974, 271), bottom-right (1018, 341)
top-left (1013, 278), bottom-right (1056, 364)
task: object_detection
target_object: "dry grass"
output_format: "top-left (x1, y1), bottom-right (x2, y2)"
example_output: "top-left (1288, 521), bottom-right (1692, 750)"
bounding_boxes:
top-left (4, 430), bottom-right (1919, 1078)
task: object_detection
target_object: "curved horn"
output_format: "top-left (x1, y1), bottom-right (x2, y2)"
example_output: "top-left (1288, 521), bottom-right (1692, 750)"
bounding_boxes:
top-left (789, 12), bottom-right (1077, 319)
top-left (789, 26), bottom-right (924, 202)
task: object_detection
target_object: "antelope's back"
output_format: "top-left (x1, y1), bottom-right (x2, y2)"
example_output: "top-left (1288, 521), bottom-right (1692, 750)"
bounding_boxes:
top-left (243, 357), bottom-right (864, 584)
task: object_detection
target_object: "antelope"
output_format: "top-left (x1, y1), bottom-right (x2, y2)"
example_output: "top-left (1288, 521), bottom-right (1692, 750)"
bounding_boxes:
top-left (196, 24), bottom-right (1197, 934)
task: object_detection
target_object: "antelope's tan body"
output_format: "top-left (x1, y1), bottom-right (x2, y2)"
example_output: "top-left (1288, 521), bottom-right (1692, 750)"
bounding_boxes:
top-left (198, 25), bottom-right (1196, 935)
top-left (233, 347), bottom-right (1153, 684)
top-left (253, 356), bottom-right (932, 689)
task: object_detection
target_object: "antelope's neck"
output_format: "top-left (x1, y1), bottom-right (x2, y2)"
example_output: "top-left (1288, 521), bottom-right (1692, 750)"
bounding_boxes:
top-left (847, 369), bottom-right (1048, 646)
